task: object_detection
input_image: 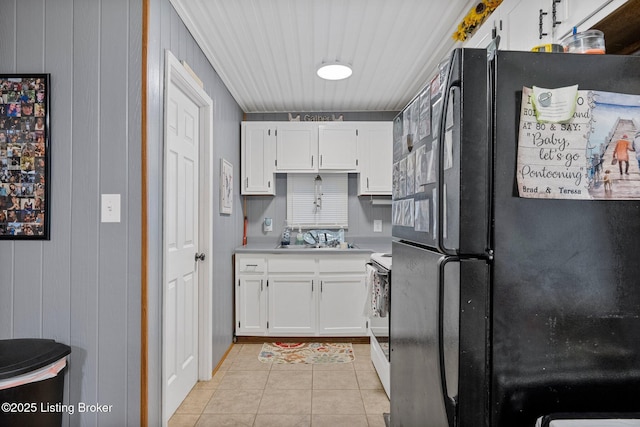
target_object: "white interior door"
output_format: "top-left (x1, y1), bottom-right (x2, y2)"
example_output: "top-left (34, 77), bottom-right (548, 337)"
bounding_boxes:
top-left (164, 81), bottom-right (200, 417)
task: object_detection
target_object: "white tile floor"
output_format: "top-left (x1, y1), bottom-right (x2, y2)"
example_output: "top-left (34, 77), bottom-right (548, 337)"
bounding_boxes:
top-left (169, 343), bottom-right (389, 427)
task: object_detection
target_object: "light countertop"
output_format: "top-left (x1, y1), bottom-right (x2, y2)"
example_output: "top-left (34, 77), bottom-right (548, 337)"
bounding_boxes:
top-left (235, 240), bottom-right (391, 255)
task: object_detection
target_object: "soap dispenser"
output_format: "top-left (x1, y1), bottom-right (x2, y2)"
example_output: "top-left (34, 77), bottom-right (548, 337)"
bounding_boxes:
top-left (296, 227), bottom-right (304, 245)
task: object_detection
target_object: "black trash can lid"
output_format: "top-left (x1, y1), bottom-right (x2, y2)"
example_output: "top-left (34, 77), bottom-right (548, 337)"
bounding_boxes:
top-left (0, 339), bottom-right (71, 379)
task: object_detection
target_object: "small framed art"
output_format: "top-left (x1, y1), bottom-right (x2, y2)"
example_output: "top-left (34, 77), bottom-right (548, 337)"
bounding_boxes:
top-left (220, 158), bottom-right (233, 214)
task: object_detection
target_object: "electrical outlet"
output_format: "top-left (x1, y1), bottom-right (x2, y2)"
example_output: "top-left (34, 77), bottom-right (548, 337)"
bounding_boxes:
top-left (373, 220), bottom-right (382, 233)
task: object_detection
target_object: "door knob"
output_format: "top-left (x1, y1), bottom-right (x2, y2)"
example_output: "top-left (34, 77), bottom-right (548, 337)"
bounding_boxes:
top-left (195, 253), bottom-right (206, 262)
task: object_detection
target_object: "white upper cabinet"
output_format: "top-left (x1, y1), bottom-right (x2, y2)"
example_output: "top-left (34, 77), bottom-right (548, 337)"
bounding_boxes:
top-left (241, 122), bottom-right (276, 195)
top-left (318, 123), bottom-right (358, 171)
top-left (553, 0), bottom-right (628, 40)
top-left (499, 0), bottom-right (553, 51)
top-left (242, 121), bottom-right (392, 194)
top-left (464, 0), bottom-right (627, 52)
top-left (275, 122), bottom-right (318, 172)
top-left (357, 122), bottom-right (393, 195)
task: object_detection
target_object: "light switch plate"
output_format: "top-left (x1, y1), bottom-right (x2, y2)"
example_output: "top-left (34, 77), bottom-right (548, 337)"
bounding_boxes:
top-left (264, 217), bottom-right (273, 232)
top-left (101, 194), bottom-right (121, 223)
top-left (373, 220), bottom-right (382, 233)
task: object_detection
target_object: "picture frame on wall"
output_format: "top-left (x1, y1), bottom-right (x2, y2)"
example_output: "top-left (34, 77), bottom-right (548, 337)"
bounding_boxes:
top-left (0, 74), bottom-right (50, 239)
top-left (220, 158), bottom-right (233, 214)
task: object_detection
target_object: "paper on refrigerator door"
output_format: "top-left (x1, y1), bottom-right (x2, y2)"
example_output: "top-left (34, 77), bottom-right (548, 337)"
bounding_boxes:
top-left (426, 140), bottom-right (437, 184)
top-left (402, 199), bottom-right (415, 227)
top-left (399, 158), bottom-right (407, 198)
top-left (531, 85), bottom-right (579, 122)
top-left (418, 88), bottom-right (431, 140)
top-left (414, 199), bottom-right (430, 232)
top-left (407, 151), bottom-right (416, 195)
top-left (432, 99), bottom-right (442, 138)
top-left (444, 130), bottom-right (453, 170)
top-left (415, 145), bottom-right (427, 189)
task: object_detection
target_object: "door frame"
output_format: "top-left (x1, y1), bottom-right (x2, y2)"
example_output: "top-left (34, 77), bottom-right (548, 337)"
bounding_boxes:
top-left (162, 49), bottom-right (214, 425)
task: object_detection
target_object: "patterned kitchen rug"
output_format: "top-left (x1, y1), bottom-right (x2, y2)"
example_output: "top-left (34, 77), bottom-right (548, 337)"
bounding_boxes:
top-left (258, 342), bottom-right (355, 364)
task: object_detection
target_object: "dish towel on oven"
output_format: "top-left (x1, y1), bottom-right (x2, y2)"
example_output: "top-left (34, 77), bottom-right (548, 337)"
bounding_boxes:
top-left (364, 264), bottom-right (389, 318)
top-left (364, 264), bottom-right (377, 317)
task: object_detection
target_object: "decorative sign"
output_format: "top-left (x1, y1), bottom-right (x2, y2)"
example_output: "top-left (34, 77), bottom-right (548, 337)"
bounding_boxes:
top-left (288, 113), bottom-right (344, 122)
top-left (517, 86), bottom-right (640, 200)
top-left (0, 74), bottom-right (50, 239)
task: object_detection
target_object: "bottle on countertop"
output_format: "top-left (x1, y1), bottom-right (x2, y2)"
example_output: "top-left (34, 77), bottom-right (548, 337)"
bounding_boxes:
top-left (280, 226), bottom-right (291, 246)
top-left (296, 226), bottom-right (304, 245)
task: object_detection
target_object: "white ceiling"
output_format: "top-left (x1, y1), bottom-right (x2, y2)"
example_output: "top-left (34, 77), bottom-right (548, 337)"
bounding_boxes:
top-left (170, 0), bottom-right (478, 113)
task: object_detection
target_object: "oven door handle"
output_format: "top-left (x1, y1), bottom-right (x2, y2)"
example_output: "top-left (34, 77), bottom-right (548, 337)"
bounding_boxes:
top-left (366, 262), bottom-right (390, 277)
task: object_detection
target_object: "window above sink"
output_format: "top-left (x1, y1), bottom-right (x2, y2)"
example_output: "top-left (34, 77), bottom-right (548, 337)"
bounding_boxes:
top-left (287, 174), bottom-right (348, 228)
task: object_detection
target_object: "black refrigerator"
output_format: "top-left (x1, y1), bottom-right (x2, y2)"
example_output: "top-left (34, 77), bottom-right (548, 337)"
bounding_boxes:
top-left (390, 48), bottom-right (640, 427)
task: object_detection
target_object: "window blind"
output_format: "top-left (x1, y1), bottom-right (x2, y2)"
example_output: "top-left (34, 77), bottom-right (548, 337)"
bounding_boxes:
top-left (287, 174), bottom-right (348, 228)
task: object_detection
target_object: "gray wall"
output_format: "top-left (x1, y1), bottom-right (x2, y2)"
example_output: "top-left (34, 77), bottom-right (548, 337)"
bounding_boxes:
top-left (146, 0), bottom-right (244, 425)
top-left (0, 0), bottom-right (141, 426)
top-left (243, 112), bottom-right (397, 245)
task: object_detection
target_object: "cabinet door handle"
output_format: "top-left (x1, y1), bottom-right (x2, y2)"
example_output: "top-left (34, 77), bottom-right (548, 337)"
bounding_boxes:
top-left (552, 0), bottom-right (561, 27)
top-left (312, 280), bottom-right (314, 292)
top-left (245, 177), bottom-right (248, 188)
top-left (320, 155), bottom-right (323, 167)
top-left (321, 281), bottom-right (323, 293)
top-left (539, 9), bottom-right (548, 39)
top-left (367, 177), bottom-right (370, 189)
top-left (261, 279), bottom-right (263, 292)
top-left (311, 155), bottom-right (314, 167)
top-left (268, 180), bottom-right (271, 188)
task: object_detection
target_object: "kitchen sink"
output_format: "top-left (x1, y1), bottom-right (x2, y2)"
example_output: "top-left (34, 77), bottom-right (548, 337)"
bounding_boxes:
top-left (275, 243), bottom-right (358, 250)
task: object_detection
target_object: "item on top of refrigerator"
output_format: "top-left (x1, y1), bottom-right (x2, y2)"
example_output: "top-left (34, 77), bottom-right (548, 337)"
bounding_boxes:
top-left (531, 43), bottom-right (564, 53)
top-left (560, 29), bottom-right (605, 54)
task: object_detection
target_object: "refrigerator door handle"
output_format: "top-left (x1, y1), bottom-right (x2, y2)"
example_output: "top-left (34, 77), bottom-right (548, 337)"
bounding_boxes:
top-left (437, 74), bottom-right (460, 256)
top-left (438, 256), bottom-right (459, 427)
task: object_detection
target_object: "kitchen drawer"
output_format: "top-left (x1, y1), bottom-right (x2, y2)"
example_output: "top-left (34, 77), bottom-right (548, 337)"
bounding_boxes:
top-left (269, 257), bottom-right (316, 274)
top-left (318, 256), bottom-right (369, 274)
top-left (237, 257), bottom-right (266, 273)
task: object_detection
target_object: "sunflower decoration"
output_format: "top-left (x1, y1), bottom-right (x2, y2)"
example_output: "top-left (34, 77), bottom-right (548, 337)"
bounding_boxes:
top-left (453, 0), bottom-right (503, 42)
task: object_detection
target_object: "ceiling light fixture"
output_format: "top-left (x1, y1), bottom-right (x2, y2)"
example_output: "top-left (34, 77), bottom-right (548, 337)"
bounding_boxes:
top-left (317, 62), bottom-right (352, 80)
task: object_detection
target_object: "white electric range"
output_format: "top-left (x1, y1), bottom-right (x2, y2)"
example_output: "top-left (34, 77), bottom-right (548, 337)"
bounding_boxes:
top-left (367, 252), bottom-right (391, 398)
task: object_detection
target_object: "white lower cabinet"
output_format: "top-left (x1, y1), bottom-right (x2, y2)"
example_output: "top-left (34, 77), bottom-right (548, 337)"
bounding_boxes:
top-left (318, 276), bottom-right (367, 335)
top-left (235, 257), bottom-right (268, 335)
top-left (267, 276), bottom-right (316, 335)
top-left (235, 253), bottom-right (370, 337)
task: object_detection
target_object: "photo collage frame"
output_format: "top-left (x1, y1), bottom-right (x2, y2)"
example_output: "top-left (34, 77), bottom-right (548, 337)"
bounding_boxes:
top-left (0, 74), bottom-right (50, 239)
